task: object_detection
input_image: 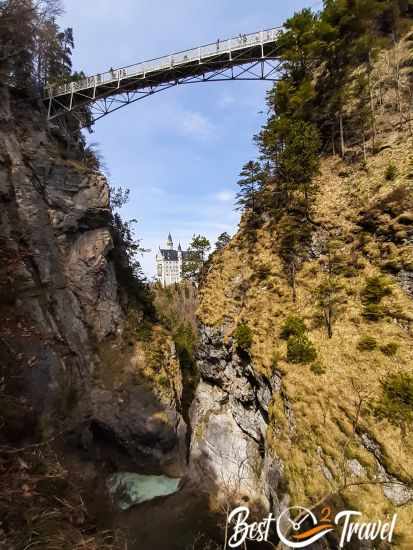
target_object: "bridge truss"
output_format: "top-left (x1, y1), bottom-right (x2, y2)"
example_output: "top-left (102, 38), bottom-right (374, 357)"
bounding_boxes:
top-left (44, 28), bottom-right (283, 128)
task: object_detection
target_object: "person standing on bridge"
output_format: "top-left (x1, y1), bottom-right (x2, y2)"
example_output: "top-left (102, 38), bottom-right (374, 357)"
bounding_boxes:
top-left (216, 38), bottom-right (220, 51)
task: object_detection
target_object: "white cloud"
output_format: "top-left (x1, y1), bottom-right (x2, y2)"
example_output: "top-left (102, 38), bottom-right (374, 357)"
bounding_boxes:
top-left (148, 185), bottom-right (165, 195)
top-left (218, 93), bottom-right (235, 109)
top-left (215, 190), bottom-right (234, 202)
top-left (179, 111), bottom-right (214, 139)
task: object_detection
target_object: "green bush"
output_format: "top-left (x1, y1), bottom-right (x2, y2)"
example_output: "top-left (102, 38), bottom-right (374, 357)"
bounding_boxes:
top-left (310, 361), bottom-right (326, 375)
top-left (136, 320), bottom-right (153, 341)
top-left (362, 303), bottom-right (386, 321)
top-left (383, 374), bottom-right (413, 407)
top-left (361, 276), bottom-right (392, 305)
top-left (374, 373), bottom-right (413, 429)
top-left (385, 162), bottom-right (398, 181)
top-left (357, 336), bottom-right (378, 351)
top-left (287, 335), bottom-right (317, 364)
top-left (157, 373), bottom-right (169, 387)
top-left (380, 342), bottom-right (399, 357)
top-left (280, 316), bottom-right (306, 340)
top-left (234, 322), bottom-right (253, 354)
top-left (174, 322), bottom-right (196, 370)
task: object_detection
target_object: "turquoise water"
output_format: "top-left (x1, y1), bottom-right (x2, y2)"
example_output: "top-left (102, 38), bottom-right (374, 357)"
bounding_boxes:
top-left (107, 472), bottom-right (181, 510)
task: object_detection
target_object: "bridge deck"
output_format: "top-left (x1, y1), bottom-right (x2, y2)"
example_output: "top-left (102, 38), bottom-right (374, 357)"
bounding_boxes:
top-left (45, 27), bottom-right (281, 119)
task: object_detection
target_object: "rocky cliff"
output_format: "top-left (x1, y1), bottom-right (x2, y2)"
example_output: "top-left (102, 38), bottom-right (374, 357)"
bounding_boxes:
top-left (190, 129), bottom-right (413, 546)
top-left (0, 86), bottom-right (186, 475)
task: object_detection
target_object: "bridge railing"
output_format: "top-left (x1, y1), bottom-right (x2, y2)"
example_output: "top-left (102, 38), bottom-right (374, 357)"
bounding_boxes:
top-left (45, 27), bottom-right (282, 100)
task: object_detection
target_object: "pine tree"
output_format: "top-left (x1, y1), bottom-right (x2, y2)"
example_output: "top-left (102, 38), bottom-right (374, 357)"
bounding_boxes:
top-left (183, 234), bottom-right (211, 281)
top-left (0, 0), bottom-right (71, 90)
top-left (277, 120), bottom-right (321, 213)
top-left (215, 232), bottom-right (231, 251)
top-left (235, 161), bottom-right (263, 214)
top-left (0, 0), bottom-right (36, 89)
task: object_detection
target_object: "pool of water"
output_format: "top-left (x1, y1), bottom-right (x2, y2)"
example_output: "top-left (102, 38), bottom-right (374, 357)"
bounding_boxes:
top-left (107, 472), bottom-right (182, 510)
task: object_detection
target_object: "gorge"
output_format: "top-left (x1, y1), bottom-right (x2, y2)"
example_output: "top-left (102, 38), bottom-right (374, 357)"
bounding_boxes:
top-left (1, 2), bottom-right (413, 550)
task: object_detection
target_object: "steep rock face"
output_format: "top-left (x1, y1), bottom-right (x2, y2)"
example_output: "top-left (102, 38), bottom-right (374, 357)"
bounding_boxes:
top-left (0, 88), bottom-right (186, 474)
top-left (87, 385), bottom-right (187, 475)
top-left (190, 325), bottom-right (286, 513)
top-left (0, 89), bottom-right (122, 420)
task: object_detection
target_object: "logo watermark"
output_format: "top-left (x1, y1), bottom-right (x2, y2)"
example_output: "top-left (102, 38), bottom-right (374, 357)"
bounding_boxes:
top-left (227, 505), bottom-right (397, 548)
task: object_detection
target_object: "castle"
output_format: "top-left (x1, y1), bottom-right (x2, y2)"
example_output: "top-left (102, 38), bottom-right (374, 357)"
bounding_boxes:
top-left (156, 233), bottom-right (188, 287)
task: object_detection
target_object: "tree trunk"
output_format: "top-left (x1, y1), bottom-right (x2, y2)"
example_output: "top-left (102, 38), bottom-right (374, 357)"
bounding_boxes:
top-left (339, 112), bottom-right (345, 158)
top-left (327, 305), bottom-right (333, 339)
top-left (291, 262), bottom-right (297, 303)
top-left (393, 36), bottom-right (403, 126)
top-left (368, 53), bottom-right (377, 152)
top-left (224, 505), bottom-right (229, 549)
top-left (304, 186), bottom-right (310, 218)
top-left (362, 130), bottom-right (367, 164)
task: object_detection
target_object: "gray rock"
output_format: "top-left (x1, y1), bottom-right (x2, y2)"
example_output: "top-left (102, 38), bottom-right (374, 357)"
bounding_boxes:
top-left (231, 398), bottom-right (267, 442)
top-left (262, 453), bottom-right (288, 517)
top-left (347, 459), bottom-right (366, 478)
top-left (321, 464), bottom-right (334, 482)
top-left (0, 100), bottom-right (126, 427)
top-left (190, 325), bottom-right (288, 508)
top-left (376, 463), bottom-right (413, 506)
top-left (189, 382), bottom-right (267, 506)
top-left (360, 433), bottom-right (383, 460)
top-left (89, 386), bottom-right (187, 473)
top-left (65, 228), bottom-right (122, 339)
top-left (399, 269), bottom-right (413, 297)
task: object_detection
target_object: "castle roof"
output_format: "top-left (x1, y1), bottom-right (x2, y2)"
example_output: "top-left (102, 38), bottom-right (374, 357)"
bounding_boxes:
top-left (159, 248), bottom-right (188, 261)
top-left (159, 249), bottom-right (178, 261)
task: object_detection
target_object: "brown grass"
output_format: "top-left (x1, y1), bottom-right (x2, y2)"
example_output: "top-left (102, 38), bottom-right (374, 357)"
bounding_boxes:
top-left (197, 90), bottom-right (413, 547)
top-left (0, 446), bottom-right (125, 550)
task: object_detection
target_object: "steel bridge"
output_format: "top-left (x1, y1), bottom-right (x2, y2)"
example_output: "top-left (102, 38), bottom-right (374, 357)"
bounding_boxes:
top-left (44, 27), bottom-right (283, 127)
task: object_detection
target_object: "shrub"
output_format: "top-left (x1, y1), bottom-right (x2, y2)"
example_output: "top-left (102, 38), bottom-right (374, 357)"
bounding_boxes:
top-left (269, 350), bottom-right (283, 373)
top-left (234, 322), bottom-right (253, 355)
top-left (280, 316), bottom-right (306, 340)
top-left (287, 335), bottom-right (317, 364)
top-left (361, 276), bottom-right (392, 304)
top-left (357, 336), bottom-right (378, 351)
top-left (374, 373), bottom-right (413, 430)
top-left (136, 320), bottom-right (153, 341)
top-left (380, 342), bottom-right (399, 357)
top-left (174, 322), bottom-right (196, 370)
top-left (362, 303), bottom-right (386, 321)
top-left (157, 373), bottom-right (169, 387)
top-left (383, 374), bottom-right (413, 407)
top-left (256, 264), bottom-right (271, 281)
top-left (310, 361), bottom-right (326, 375)
top-left (385, 162), bottom-right (398, 181)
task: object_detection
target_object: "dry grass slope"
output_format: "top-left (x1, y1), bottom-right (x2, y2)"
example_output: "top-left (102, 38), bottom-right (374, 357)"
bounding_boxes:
top-left (198, 132), bottom-right (413, 547)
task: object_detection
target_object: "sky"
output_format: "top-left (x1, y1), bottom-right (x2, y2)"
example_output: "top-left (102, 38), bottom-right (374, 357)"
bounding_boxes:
top-left (59, 0), bottom-right (318, 278)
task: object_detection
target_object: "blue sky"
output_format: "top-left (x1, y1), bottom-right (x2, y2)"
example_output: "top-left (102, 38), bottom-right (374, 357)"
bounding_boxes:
top-left (59, 0), bottom-right (318, 277)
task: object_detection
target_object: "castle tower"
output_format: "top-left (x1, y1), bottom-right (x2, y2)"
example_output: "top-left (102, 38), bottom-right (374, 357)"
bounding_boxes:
top-left (156, 234), bottom-right (187, 287)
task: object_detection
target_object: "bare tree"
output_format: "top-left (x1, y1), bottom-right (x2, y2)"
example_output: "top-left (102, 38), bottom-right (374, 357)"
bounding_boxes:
top-left (315, 237), bottom-right (345, 339)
